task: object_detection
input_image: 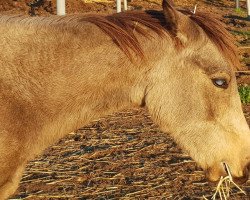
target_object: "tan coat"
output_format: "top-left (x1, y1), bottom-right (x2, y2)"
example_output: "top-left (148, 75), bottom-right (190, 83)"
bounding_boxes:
top-left (0, 0), bottom-right (249, 198)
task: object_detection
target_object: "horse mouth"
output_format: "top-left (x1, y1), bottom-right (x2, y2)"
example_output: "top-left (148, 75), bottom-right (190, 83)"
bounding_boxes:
top-left (222, 162), bottom-right (249, 184)
top-left (206, 162), bottom-right (249, 185)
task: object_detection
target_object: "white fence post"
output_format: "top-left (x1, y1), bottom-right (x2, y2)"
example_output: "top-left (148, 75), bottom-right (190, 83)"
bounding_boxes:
top-left (117, 0), bottom-right (122, 13)
top-left (124, 0), bottom-right (128, 11)
top-left (57, 0), bottom-right (66, 16)
top-left (235, 0), bottom-right (240, 9)
top-left (247, 0), bottom-right (250, 19)
top-left (117, 0), bottom-right (128, 13)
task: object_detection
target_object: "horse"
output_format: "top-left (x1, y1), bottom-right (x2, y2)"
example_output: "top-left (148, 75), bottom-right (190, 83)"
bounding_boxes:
top-left (0, 0), bottom-right (249, 198)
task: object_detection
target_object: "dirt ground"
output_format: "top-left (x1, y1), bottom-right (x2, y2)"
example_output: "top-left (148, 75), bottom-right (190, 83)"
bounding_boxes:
top-left (0, 0), bottom-right (249, 199)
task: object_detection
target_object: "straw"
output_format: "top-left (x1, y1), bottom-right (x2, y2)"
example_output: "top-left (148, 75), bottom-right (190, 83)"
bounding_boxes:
top-left (203, 163), bottom-right (246, 200)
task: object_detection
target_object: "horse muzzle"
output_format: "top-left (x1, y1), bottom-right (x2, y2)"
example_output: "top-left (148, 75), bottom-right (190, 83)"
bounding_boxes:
top-left (205, 162), bottom-right (250, 184)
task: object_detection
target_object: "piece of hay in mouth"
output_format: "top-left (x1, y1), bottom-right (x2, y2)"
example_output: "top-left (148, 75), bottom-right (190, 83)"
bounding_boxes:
top-left (203, 163), bottom-right (246, 200)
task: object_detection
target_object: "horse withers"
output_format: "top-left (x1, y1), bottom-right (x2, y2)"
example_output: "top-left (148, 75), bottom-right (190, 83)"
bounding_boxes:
top-left (0, 0), bottom-right (249, 198)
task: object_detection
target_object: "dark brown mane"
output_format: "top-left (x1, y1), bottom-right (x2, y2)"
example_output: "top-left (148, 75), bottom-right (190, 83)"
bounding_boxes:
top-left (81, 11), bottom-right (167, 59)
top-left (81, 10), bottom-right (239, 68)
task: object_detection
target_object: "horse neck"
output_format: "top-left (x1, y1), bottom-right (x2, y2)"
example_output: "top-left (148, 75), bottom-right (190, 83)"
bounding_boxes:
top-left (38, 56), bottom-right (145, 143)
top-left (30, 22), bottom-right (170, 153)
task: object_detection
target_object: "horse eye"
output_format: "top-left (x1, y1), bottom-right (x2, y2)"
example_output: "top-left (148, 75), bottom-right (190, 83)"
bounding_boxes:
top-left (212, 78), bottom-right (228, 89)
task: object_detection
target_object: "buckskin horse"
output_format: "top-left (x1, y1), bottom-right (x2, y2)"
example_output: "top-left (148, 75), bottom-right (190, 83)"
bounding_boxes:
top-left (0, 0), bottom-right (249, 198)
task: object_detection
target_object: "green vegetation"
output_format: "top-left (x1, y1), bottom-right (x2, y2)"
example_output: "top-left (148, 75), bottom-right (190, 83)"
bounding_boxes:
top-left (230, 30), bottom-right (250, 37)
top-left (235, 7), bottom-right (247, 16)
top-left (235, 8), bottom-right (247, 14)
top-left (235, 8), bottom-right (242, 14)
top-left (238, 85), bottom-right (250, 104)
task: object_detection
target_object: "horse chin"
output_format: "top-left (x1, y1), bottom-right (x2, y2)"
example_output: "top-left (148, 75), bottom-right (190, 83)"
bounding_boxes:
top-left (205, 162), bottom-right (227, 183)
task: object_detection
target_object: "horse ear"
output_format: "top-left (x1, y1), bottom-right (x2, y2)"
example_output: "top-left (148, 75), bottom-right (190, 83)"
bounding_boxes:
top-left (162, 0), bottom-right (179, 35)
